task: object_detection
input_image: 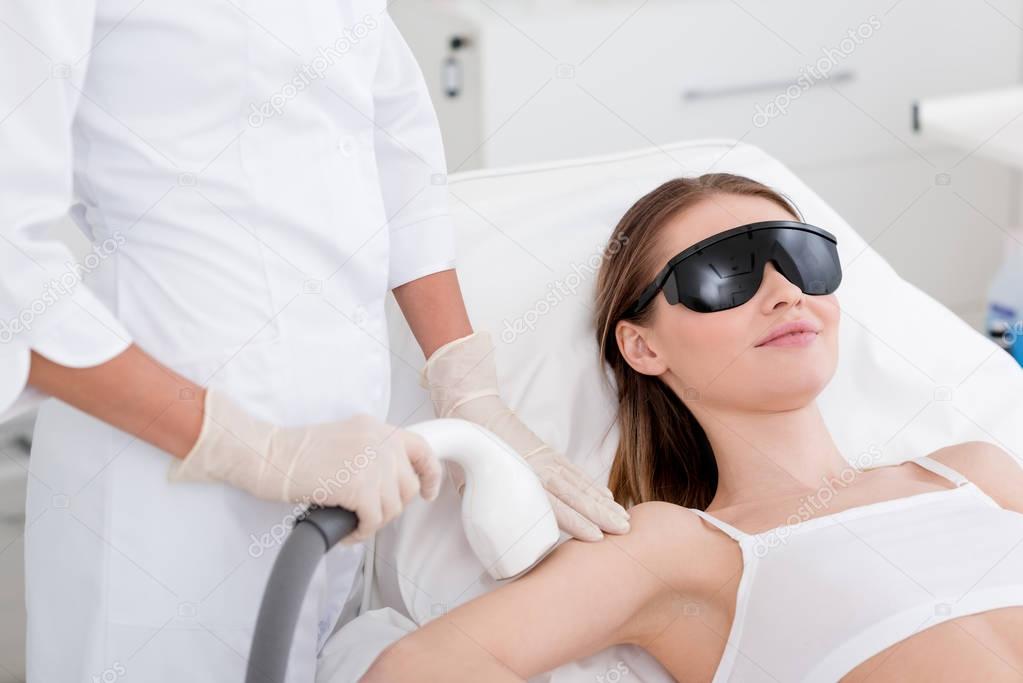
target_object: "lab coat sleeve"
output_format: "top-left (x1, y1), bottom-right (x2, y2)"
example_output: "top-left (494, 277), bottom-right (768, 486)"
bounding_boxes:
top-left (0, 1), bottom-right (133, 422)
top-left (372, 13), bottom-right (458, 291)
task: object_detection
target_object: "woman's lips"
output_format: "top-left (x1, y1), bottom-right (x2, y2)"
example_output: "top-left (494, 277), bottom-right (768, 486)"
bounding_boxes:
top-left (758, 330), bottom-right (818, 348)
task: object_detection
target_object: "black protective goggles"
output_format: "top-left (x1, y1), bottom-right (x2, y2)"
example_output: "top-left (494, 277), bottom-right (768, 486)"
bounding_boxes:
top-left (624, 220), bottom-right (842, 317)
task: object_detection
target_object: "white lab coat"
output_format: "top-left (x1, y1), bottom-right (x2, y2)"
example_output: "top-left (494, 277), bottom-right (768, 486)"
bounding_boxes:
top-left (0, 1), bottom-right (454, 680)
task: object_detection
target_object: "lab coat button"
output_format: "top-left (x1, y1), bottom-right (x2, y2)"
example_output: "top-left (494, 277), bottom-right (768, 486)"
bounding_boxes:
top-left (353, 304), bottom-right (367, 325)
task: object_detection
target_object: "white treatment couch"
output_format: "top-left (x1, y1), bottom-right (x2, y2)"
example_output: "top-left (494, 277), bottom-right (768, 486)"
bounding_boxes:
top-left (314, 138), bottom-right (1023, 682)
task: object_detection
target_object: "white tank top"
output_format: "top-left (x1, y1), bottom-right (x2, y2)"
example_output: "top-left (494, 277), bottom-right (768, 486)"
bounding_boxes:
top-left (690, 455), bottom-right (1023, 682)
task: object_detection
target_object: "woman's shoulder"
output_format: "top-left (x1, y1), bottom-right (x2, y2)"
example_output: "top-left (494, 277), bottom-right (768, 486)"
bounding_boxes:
top-left (625, 499), bottom-right (733, 536)
top-left (621, 501), bottom-right (743, 590)
top-left (625, 499), bottom-right (705, 527)
top-left (924, 441), bottom-right (1023, 512)
top-left (924, 440), bottom-right (1015, 471)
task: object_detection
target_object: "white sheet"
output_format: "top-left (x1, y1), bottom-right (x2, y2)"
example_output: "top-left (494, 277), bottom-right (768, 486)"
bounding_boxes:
top-left (316, 138), bottom-right (1023, 682)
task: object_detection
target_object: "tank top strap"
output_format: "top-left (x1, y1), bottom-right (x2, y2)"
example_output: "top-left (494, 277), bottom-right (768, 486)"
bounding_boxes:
top-left (911, 455), bottom-right (969, 487)
top-left (691, 508), bottom-right (748, 543)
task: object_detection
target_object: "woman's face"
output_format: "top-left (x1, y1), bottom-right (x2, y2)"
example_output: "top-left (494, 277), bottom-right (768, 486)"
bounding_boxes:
top-left (616, 193), bottom-right (840, 412)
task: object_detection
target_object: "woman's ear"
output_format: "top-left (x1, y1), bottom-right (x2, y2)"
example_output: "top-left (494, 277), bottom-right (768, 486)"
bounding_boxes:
top-left (615, 320), bottom-right (668, 376)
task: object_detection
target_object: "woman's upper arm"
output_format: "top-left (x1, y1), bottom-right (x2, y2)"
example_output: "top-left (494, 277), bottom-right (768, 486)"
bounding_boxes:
top-left (368, 501), bottom-right (711, 681)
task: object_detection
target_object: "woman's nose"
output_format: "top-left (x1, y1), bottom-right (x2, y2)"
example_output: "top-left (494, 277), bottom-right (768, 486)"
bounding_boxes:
top-left (760, 261), bottom-right (803, 306)
top-left (763, 261), bottom-right (783, 280)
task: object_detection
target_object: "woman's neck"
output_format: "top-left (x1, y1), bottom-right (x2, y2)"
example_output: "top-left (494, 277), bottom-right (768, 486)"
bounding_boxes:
top-left (689, 400), bottom-right (854, 510)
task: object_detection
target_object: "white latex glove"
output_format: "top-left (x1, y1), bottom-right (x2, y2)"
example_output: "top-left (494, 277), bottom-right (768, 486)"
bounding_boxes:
top-left (168, 388), bottom-right (442, 545)
top-left (419, 331), bottom-right (631, 542)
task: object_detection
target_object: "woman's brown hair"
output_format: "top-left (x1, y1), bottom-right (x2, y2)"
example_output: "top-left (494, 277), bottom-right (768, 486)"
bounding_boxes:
top-left (594, 173), bottom-right (802, 510)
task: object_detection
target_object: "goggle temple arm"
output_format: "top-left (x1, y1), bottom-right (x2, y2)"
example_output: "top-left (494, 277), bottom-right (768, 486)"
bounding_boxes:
top-left (626, 264), bottom-right (673, 318)
top-left (662, 268), bottom-right (680, 307)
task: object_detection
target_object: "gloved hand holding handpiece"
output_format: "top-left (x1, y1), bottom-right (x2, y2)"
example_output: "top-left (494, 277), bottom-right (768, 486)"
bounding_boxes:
top-left (168, 389), bottom-right (443, 545)
top-left (419, 330), bottom-right (631, 541)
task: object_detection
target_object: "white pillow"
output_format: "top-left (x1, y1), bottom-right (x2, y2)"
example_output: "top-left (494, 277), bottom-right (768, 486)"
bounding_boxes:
top-left (367, 138), bottom-right (1023, 682)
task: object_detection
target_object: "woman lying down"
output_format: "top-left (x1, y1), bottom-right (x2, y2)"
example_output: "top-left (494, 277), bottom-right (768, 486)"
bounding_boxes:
top-left (364, 173), bottom-right (1023, 682)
